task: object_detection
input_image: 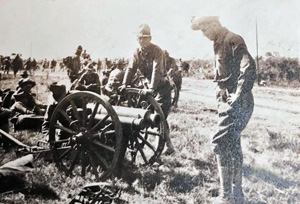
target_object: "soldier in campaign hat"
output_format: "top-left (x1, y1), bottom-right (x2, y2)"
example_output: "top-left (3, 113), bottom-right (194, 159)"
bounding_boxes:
top-left (119, 24), bottom-right (175, 155)
top-left (10, 78), bottom-right (45, 130)
top-left (75, 63), bottom-right (101, 94)
top-left (42, 82), bottom-right (68, 139)
top-left (65, 45), bottom-right (84, 82)
top-left (192, 16), bottom-right (256, 203)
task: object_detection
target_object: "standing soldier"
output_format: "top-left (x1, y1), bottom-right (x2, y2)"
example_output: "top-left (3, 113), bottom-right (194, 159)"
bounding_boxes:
top-left (12, 54), bottom-right (23, 78)
top-left (24, 58), bottom-right (32, 76)
top-left (120, 24), bottom-right (175, 154)
top-left (4, 57), bottom-right (11, 75)
top-left (66, 45), bottom-right (83, 82)
top-left (191, 16), bottom-right (256, 203)
top-left (50, 59), bottom-right (57, 72)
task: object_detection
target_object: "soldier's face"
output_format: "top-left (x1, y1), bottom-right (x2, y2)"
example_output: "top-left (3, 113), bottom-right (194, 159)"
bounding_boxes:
top-left (138, 36), bottom-right (151, 48)
top-left (201, 23), bottom-right (219, 41)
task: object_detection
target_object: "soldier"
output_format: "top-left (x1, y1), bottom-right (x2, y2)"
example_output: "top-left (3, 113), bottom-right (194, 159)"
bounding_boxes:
top-left (50, 59), bottom-right (57, 72)
top-left (0, 96), bottom-right (12, 133)
top-left (24, 58), bottom-right (32, 76)
top-left (12, 54), bottom-right (23, 78)
top-left (163, 50), bottom-right (182, 106)
top-left (75, 64), bottom-right (101, 94)
top-left (191, 16), bottom-right (256, 203)
top-left (103, 59), bottom-right (126, 96)
top-left (10, 78), bottom-right (45, 130)
top-left (119, 24), bottom-right (175, 154)
top-left (42, 82), bottom-right (67, 139)
top-left (66, 45), bottom-right (83, 82)
top-left (4, 57), bottom-right (11, 75)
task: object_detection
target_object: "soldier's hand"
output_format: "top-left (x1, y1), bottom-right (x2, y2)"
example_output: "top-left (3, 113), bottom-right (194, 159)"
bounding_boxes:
top-left (226, 93), bottom-right (239, 105)
top-left (118, 85), bottom-right (126, 94)
top-left (141, 88), bottom-right (154, 96)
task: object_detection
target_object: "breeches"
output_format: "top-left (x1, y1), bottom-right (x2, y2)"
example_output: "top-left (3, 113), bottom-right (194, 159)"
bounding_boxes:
top-left (212, 91), bottom-right (254, 159)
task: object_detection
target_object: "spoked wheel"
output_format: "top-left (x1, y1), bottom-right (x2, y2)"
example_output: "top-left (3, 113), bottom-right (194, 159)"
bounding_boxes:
top-left (170, 81), bottom-right (179, 106)
top-left (121, 91), bottom-right (166, 165)
top-left (49, 91), bottom-right (126, 181)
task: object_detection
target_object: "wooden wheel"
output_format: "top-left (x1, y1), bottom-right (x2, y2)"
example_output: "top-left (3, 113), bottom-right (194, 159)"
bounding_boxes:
top-left (120, 89), bottom-right (166, 165)
top-left (170, 80), bottom-right (179, 106)
top-left (49, 91), bottom-right (126, 181)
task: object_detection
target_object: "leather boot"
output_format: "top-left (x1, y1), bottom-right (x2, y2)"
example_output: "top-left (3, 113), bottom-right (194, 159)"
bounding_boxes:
top-left (213, 154), bottom-right (233, 204)
top-left (232, 143), bottom-right (244, 204)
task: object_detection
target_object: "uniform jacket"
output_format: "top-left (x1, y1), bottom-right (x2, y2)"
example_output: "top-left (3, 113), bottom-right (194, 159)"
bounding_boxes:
top-left (213, 27), bottom-right (256, 98)
top-left (123, 43), bottom-right (167, 90)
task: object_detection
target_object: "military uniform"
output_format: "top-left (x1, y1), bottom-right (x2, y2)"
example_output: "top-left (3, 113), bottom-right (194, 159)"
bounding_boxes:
top-left (192, 17), bottom-right (256, 203)
top-left (76, 70), bottom-right (101, 94)
top-left (42, 83), bottom-right (68, 140)
top-left (67, 55), bottom-right (82, 82)
top-left (10, 79), bottom-right (44, 130)
top-left (123, 43), bottom-right (172, 117)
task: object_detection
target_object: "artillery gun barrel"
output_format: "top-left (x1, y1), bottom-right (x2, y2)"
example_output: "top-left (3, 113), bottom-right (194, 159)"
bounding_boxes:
top-left (94, 114), bottom-right (145, 129)
top-left (97, 106), bottom-right (160, 127)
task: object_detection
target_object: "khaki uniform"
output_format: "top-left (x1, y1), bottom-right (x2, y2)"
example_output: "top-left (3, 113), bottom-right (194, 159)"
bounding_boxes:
top-left (123, 43), bottom-right (172, 117)
top-left (76, 71), bottom-right (101, 94)
top-left (211, 27), bottom-right (256, 203)
top-left (67, 55), bottom-right (82, 82)
top-left (10, 89), bottom-right (44, 130)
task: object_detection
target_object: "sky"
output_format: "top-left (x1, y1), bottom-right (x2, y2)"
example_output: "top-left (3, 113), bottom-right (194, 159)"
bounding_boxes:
top-left (0, 0), bottom-right (300, 60)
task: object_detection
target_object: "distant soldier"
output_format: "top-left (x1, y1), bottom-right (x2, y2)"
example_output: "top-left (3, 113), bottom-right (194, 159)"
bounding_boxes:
top-left (66, 45), bottom-right (83, 82)
top-left (12, 54), bottom-right (23, 78)
top-left (31, 58), bottom-right (37, 72)
top-left (42, 82), bottom-right (67, 139)
top-left (24, 58), bottom-right (32, 75)
top-left (119, 24), bottom-right (174, 154)
top-left (192, 16), bottom-right (256, 203)
top-left (10, 78), bottom-right (45, 130)
top-left (42, 58), bottom-right (49, 71)
top-left (50, 59), bottom-right (57, 72)
top-left (20, 70), bottom-right (29, 79)
top-left (75, 64), bottom-right (101, 94)
top-left (4, 57), bottom-right (11, 75)
top-left (103, 59), bottom-right (126, 98)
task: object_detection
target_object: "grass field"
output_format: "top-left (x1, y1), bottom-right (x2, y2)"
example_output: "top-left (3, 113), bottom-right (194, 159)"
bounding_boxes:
top-left (0, 70), bottom-right (299, 203)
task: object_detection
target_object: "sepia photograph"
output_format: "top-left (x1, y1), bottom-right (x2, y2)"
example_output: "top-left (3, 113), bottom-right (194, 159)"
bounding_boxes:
top-left (0, 0), bottom-right (299, 203)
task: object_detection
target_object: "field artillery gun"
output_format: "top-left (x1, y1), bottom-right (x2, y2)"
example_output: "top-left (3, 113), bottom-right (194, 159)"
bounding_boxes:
top-left (1, 85), bottom-right (167, 181)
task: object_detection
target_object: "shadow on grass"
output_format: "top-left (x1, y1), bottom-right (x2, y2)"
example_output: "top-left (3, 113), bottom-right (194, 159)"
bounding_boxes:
top-left (243, 165), bottom-right (299, 190)
top-left (169, 171), bottom-right (206, 193)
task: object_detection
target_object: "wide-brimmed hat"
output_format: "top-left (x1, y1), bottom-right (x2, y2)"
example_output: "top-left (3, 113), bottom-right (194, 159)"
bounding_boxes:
top-left (20, 71), bottom-right (29, 78)
top-left (19, 78), bottom-right (36, 88)
top-left (49, 82), bottom-right (66, 94)
top-left (191, 16), bottom-right (220, 30)
top-left (137, 24), bottom-right (151, 37)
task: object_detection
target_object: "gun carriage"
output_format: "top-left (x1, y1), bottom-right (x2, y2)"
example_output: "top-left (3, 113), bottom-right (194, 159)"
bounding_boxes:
top-left (1, 87), bottom-right (167, 181)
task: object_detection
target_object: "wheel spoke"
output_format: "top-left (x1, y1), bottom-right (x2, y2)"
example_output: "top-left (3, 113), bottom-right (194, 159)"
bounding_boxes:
top-left (82, 98), bottom-right (87, 126)
top-left (87, 102), bottom-right (100, 129)
top-left (55, 124), bottom-right (77, 135)
top-left (136, 134), bottom-right (156, 152)
top-left (81, 150), bottom-right (88, 177)
top-left (69, 100), bottom-right (82, 123)
top-left (58, 109), bottom-right (78, 127)
top-left (58, 147), bottom-right (72, 160)
top-left (91, 115), bottom-right (109, 131)
top-left (87, 148), bottom-right (100, 179)
top-left (134, 138), bottom-right (148, 164)
top-left (69, 149), bottom-right (81, 173)
top-left (91, 140), bottom-right (115, 153)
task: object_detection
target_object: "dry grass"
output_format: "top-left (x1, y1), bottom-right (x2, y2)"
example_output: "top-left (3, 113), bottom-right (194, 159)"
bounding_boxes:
top-left (0, 71), bottom-right (299, 203)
